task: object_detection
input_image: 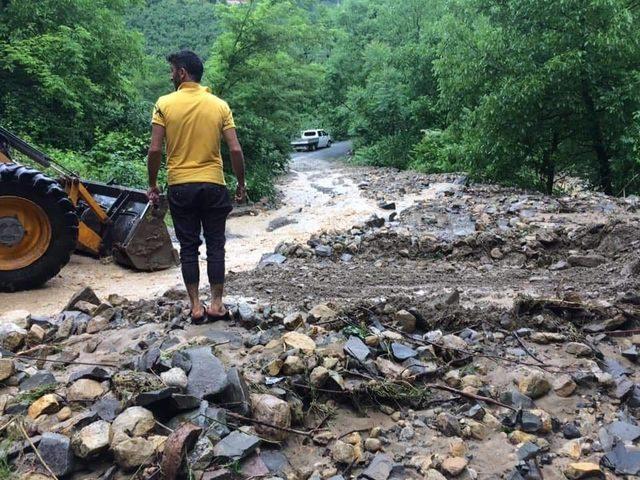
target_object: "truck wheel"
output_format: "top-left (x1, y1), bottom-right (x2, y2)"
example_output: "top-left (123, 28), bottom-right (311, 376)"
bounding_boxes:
top-left (0, 163), bottom-right (78, 292)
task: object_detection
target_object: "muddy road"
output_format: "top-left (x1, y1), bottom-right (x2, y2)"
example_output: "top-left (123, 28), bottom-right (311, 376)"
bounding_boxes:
top-left (0, 141), bottom-right (398, 315)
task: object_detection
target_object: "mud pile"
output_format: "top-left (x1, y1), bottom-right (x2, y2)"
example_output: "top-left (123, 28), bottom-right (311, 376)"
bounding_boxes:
top-left (1, 171), bottom-right (640, 479)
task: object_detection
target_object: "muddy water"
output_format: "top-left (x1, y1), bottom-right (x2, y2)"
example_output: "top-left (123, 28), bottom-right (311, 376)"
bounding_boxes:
top-left (1, 142), bottom-right (448, 316)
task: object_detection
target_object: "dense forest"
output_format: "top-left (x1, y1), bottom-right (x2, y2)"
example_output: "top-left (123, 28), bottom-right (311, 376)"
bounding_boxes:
top-left (1, 0), bottom-right (639, 198)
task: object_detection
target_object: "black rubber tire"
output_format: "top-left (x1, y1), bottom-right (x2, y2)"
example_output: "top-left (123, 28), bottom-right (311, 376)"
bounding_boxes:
top-left (0, 163), bottom-right (78, 292)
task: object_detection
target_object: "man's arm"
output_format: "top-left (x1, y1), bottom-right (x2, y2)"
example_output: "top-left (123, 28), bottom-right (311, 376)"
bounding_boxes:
top-left (147, 124), bottom-right (165, 204)
top-left (223, 127), bottom-right (246, 202)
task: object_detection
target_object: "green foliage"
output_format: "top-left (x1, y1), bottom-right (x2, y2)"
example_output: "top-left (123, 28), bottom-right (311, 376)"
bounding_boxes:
top-left (206, 0), bottom-right (326, 199)
top-left (0, 0), bottom-right (145, 150)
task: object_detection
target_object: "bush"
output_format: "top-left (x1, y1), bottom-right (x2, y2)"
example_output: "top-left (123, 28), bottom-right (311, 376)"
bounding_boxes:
top-left (409, 129), bottom-right (461, 174)
top-left (351, 132), bottom-right (418, 169)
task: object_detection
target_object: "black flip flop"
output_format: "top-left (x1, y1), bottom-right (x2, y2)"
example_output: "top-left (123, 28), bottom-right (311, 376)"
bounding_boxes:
top-left (206, 308), bottom-right (231, 322)
top-left (190, 303), bottom-right (208, 325)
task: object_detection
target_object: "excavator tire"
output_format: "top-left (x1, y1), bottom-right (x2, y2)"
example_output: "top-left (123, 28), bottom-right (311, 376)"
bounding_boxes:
top-left (0, 163), bottom-right (78, 292)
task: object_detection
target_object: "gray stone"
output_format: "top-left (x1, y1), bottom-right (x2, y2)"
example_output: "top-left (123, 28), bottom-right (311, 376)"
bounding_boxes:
top-left (39, 432), bottom-right (74, 477)
top-left (344, 336), bottom-right (370, 362)
top-left (602, 442), bottom-right (640, 476)
top-left (517, 442), bottom-right (541, 461)
top-left (169, 401), bottom-right (229, 441)
top-left (259, 253), bottom-right (287, 267)
top-left (436, 412), bottom-right (462, 437)
top-left (19, 370), bottom-right (56, 391)
top-left (64, 286), bottom-right (101, 311)
top-left (568, 255), bottom-right (606, 268)
top-left (188, 436), bottom-right (215, 469)
top-left (399, 426), bottom-right (415, 441)
top-left (315, 245), bottom-right (333, 257)
top-left (91, 394), bottom-right (123, 422)
top-left (500, 390), bottom-right (535, 409)
top-left (184, 347), bottom-right (228, 400)
top-left (222, 367), bottom-right (251, 416)
top-left (238, 302), bottom-right (257, 326)
top-left (68, 366), bottom-right (113, 383)
top-left (169, 394), bottom-right (201, 411)
top-left (72, 420), bottom-right (110, 458)
top-left (0, 323), bottom-right (27, 351)
top-left (171, 350), bottom-right (192, 374)
top-left (391, 343), bottom-right (417, 361)
top-left (213, 430), bottom-right (260, 460)
top-left (521, 411), bottom-right (543, 433)
top-left (361, 453), bottom-right (394, 480)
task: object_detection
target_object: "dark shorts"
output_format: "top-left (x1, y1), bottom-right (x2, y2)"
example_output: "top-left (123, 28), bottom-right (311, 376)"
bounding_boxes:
top-left (167, 182), bottom-right (233, 285)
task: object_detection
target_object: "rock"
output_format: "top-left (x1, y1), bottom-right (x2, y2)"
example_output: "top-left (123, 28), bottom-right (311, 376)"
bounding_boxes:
top-left (490, 247), bottom-right (503, 259)
top-left (251, 394), bottom-right (291, 441)
top-left (213, 430), bottom-right (260, 460)
top-left (111, 406), bottom-right (155, 440)
top-left (500, 390), bottom-right (535, 409)
top-left (553, 375), bottom-right (577, 397)
top-left (518, 442), bottom-right (541, 461)
top-left (64, 286), bottom-right (100, 311)
top-left (27, 324), bottom-right (46, 344)
top-left (281, 355), bottom-right (305, 375)
top-left (0, 309), bottom-right (30, 328)
top-left (559, 440), bottom-right (581, 460)
top-left (465, 419), bottom-right (487, 440)
top-left (440, 334), bottom-right (468, 351)
top-left (222, 368), bottom-right (251, 416)
top-left (184, 347), bottom-right (228, 400)
top-left (0, 358), bottom-right (14, 381)
top-left (91, 394), bottom-right (123, 422)
top-left (441, 457), bottom-right (468, 477)
top-left (565, 342), bottom-right (592, 356)
top-left (238, 302), bottom-right (257, 326)
top-left (331, 440), bottom-right (356, 464)
top-left (113, 436), bottom-right (157, 470)
top-left (68, 366), bottom-right (113, 383)
top-left (0, 323), bottom-right (27, 351)
top-left (399, 426), bottom-right (415, 441)
top-left (568, 255), bottom-right (606, 268)
top-left (315, 245), bottom-right (333, 257)
top-left (390, 343), bottom-right (417, 361)
top-left (393, 310), bottom-right (416, 333)
top-left (282, 332), bottom-right (316, 353)
top-left (27, 394), bottom-right (62, 419)
top-left (517, 371), bottom-right (551, 399)
top-left (72, 420), bottom-right (110, 458)
top-left (361, 453), bottom-right (393, 480)
top-left (86, 312), bottom-right (112, 334)
top-left (424, 470), bottom-right (447, 480)
top-left (601, 442), bottom-right (640, 475)
top-left (562, 423), bottom-right (582, 440)
top-left (344, 336), bottom-right (370, 362)
top-left (310, 366), bottom-right (330, 387)
top-left (161, 368), bottom-right (188, 390)
top-left (529, 332), bottom-right (566, 344)
top-left (169, 401), bottom-right (229, 442)
top-left (188, 436), bottom-right (215, 470)
top-left (283, 312), bottom-right (305, 330)
top-left (67, 379), bottom-right (105, 402)
top-left (622, 345), bottom-right (639, 362)
top-left (308, 303), bottom-right (337, 323)
top-left (20, 370), bottom-right (56, 391)
top-left (563, 462), bottom-right (604, 479)
top-left (39, 432), bottom-right (74, 477)
top-left (364, 438), bottom-right (382, 452)
top-left (437, 412), bottom-right (462, 437)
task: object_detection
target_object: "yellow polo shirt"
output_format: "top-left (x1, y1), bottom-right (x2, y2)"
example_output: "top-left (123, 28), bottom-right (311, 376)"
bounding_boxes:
top-left (151, 82), bottom-right (235, 186)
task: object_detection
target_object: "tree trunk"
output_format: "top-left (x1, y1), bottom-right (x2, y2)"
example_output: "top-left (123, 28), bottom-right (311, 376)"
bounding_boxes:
top-left (581, 82), bottom-right (613, 195)
top-left (540, 131), bottom-right (559, 195)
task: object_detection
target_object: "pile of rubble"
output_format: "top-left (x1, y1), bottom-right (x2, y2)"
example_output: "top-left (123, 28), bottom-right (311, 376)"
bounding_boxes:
top-left (0, 278), bottom-right (639, 478)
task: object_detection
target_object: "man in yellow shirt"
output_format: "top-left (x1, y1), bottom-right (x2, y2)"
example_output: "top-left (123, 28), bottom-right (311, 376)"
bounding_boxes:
top-left (147, 50), bottom-right (246, 323)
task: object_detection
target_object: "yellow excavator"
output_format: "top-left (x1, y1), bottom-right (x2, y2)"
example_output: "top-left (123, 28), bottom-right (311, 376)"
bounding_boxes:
top-left (0, 126), bottom-right (178, 292)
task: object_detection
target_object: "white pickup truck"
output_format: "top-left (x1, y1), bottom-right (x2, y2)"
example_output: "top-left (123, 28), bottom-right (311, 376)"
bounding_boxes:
top-left (291, 129), bottom-right (332, 151)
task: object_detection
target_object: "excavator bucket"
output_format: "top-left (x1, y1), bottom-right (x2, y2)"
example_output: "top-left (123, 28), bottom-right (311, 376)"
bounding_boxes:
top-left (80, 181), bottom-right (179, 271)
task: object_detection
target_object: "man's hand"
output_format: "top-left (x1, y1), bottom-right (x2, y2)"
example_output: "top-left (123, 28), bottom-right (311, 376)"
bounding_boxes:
top-left (147, 185), bottom-right (161, 206)
top-left (235, 183), bottom-right (247, 203)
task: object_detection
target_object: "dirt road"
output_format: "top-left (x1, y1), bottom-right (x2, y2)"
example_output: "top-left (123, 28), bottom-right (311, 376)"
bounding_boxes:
top-left (0, 141), bottom-right (409, 315)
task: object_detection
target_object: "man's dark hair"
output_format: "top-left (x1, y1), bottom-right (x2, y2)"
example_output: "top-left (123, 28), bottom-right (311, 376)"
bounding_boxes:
top-left (166, 50), bottom-right (204, 82)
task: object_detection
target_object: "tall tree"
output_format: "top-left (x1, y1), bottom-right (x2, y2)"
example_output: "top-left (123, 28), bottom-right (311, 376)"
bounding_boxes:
top-left (0, 0), bottom-right (145, 149)
top-left (436, 0), bottom-right (640, 194)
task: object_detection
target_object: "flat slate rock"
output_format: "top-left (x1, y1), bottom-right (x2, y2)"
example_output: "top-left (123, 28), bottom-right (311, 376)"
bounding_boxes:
top-left (222, 367), bottom-right (251, 416)
top-left (344, 336), bottom-right (370, 362)
top-left (91, 394), bottom-right (123, 422)
top-left (360, 453), bottom-right (394, 480)
top-left (500, 390), bottom-right (535, 409)
top-left (19, 371), bottom-right (56, 391)
top-left (69, 366), bottom-right (113, 383)
top-left (599, 421), bottom-right (640, 451)
top-left (602, 442), bottom-right (640, 475)
top-left (213, 430), bottom-right (260, 460)
top-left (390, 343), bottom-right (417, 361)
top-left (185, 347), bottom-right (228, 400)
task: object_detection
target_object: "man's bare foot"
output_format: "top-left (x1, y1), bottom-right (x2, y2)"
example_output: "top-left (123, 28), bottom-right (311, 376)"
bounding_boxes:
top-left (191, 303), bottom-right (206, 322)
